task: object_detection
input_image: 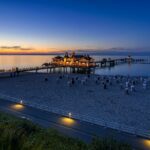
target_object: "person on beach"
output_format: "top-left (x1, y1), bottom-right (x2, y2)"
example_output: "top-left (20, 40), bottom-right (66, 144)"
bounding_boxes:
top-left (87, 74), bottom-right (90, 78)
top-left (130, 84), bottom-right (135, 92)
top-left (66, 75), bottom-right (69, 79)
top-left (120, 83), bottom-right (123, 89)
top-left (103, 83), bottom-right (107, 89)
top-left (75, 76), bottom-right (78, 80)
top-left (56, 77), bottom-right (59, 83)
top-left (109, 81), bottom-right (112, 85)
top-left (45, 78), bottom-right (48, 81)
top-left (59, 75), bottom-right (62, 79)
top-left (125, 81), bottom-right (129, 88)
top-left (81, 79), bottom-right (86, 85)
top-left (95, 78), bottom-right (99, 84)
top-left (117, 79), bottom-right (120, 84)
top-left (67, 80), bottom-right (72, 87)
top-left (125, 87), bottom-right (129, 95)
top-left (106, 79), bottom-right (109, 84)
top-left (10, 73), bottom-right (13, 78)
top-left (84, 76), bottom-right (88, 82)
top-left (71, 78), bottom-right (75, 85)
top-left (132, 80), bottom-right (136, 85)
top-left (143, 82), bottom-right (147, 89)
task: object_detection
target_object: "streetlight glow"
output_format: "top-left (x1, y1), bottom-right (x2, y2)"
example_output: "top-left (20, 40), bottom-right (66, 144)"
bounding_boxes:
top-left (11, 104), bottom-right (24, 110)
top-left (59, 117), bottom-right (75, 126)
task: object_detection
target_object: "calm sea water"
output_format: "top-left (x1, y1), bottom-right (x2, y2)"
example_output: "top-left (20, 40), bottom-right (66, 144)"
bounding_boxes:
top-left (0, 55), bottom-right (150, 76)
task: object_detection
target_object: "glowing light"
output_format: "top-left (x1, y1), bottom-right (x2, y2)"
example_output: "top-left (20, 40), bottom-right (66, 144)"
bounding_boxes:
top-left (59, 117), bottom-right (76, 126)
top-left (142, 139), bottom-right (150, 148)
top-left (11, 104), bottom-right (24, 110)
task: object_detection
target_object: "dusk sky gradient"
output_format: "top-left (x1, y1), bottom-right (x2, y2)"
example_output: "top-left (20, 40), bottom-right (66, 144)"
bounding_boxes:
top-left (0, 0), bottom-right (150, 53)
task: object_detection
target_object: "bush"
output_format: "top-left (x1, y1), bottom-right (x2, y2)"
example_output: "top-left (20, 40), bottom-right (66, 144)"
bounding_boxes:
top-left (0, 112), bottom-right (131, 150)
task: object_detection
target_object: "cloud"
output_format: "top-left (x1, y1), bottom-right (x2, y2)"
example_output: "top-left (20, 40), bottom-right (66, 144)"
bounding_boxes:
top-left (0, 46), bottom-right (33, 51)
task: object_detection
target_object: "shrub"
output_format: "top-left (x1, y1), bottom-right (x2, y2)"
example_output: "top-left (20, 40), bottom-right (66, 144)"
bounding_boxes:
top-left (0, 112), bottom-right (131, 150)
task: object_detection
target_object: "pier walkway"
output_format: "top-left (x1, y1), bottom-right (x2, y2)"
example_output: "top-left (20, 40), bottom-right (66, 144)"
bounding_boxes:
top-left (0, 57), bottom-right (150, 76)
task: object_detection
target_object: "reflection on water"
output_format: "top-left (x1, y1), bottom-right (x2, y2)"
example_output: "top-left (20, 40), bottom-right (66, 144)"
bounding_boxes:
top-left (0, 55), bottom-right (150, 76)
top-left (0, 55), bottom-right (53, 70)
top-left (95, 63), bottom-right (150, 76)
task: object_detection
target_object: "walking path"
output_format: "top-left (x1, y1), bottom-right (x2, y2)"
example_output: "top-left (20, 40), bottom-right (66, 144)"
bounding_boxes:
top-left (0, 98), bottom-right (150, 150)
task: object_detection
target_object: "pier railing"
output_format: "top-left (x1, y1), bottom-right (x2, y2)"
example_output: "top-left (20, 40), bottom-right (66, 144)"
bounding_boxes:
top-left (0, 93), bottom-right (150, 139)
top-left (1, 57), bottom-right (150, 74)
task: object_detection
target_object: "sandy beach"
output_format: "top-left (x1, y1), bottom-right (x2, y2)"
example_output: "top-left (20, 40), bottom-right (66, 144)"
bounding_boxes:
top-left (0, 73), bottom-right (150, 137)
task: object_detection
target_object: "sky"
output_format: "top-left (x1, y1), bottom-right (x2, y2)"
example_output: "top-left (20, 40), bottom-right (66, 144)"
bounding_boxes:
top-left (0, 0), bottom-right (150, 54)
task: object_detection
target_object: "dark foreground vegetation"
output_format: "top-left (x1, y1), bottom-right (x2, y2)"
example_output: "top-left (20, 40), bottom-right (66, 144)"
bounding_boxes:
top-left (0, 112), bottom-right (131, 150)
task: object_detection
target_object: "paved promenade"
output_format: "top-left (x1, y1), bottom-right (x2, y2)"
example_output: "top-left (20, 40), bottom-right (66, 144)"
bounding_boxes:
top-left (0, 73), bottom-right (150, 138)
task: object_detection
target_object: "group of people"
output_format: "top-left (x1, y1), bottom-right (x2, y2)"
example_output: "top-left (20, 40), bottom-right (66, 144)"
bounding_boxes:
top-left (124, 77), bottom-right (148, 94)
top-left (54, 74), bottom-right (149, 94)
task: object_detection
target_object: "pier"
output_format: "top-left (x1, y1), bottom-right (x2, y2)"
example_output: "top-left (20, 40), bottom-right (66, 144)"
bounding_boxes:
top-left (95, 57), bottom-right (150, 67)
top-left (0, 56), bottom-right (150, 77)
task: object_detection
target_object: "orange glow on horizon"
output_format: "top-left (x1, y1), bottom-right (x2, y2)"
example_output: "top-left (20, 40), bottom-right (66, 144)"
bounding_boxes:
top-left (0, 45), bottom-right (105, 54)
top-left (0, 46), bottom-right (67, 54)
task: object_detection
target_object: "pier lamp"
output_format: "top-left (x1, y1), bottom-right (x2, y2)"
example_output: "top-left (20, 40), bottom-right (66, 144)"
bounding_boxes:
top-left (68, 112), bottom-right (72, 118)
top-left (20, 100), bottom-right (23, 105)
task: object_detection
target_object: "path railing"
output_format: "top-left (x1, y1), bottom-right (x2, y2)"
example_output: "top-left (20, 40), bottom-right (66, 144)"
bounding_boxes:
top-left (0, 93), bottom-right (150, 139)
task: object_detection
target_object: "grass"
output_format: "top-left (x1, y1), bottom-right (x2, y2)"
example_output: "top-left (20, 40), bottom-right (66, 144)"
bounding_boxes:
top-left (0, 112), bottom-right (131, 150)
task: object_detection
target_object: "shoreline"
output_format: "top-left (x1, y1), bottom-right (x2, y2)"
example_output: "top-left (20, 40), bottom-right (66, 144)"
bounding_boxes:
top-left (0, 72), bottom-right (150, 138)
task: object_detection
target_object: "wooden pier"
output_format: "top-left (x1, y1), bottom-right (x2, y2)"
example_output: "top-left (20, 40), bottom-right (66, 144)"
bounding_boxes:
top-left (95, 57), bottom-right (150, 67)
top-left (0, 57), bottom-right (150, 77)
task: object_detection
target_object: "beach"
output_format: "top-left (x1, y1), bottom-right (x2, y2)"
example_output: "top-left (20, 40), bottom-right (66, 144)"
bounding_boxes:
top-left (0, 73), bottom-right (150, 137)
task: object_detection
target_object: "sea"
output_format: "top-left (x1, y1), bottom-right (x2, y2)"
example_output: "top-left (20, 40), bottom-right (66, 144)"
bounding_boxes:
top-left (0, 54), bottom-right (150, 76)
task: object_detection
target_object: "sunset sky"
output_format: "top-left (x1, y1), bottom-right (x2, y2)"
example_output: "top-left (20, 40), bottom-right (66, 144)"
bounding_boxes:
top-left (0, 0), bottom-right (150, 54)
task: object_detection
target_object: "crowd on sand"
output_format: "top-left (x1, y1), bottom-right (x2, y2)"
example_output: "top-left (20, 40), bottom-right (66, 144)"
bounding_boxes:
top-left (0, 73), bottom-right (150, 136)
top-left (45, 74), bottom-right (149, 95)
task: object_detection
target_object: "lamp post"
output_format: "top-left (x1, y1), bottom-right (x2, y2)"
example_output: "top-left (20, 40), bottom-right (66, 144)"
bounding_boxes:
top-left (20, 99), bottom-right (23, 104)
top-left (68, 112), bottom-right (72, 118)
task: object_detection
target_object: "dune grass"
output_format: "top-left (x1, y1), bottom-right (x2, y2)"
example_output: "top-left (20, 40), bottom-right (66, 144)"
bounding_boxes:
top-left (0, 112), bottom-right (131, 150)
